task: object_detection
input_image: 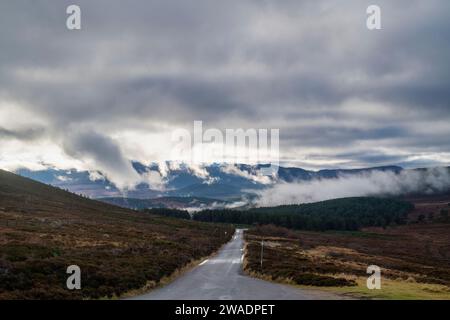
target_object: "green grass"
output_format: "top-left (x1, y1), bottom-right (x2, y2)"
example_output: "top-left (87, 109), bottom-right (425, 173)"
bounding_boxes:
top-left (318, 278), bottom-right (450, 300)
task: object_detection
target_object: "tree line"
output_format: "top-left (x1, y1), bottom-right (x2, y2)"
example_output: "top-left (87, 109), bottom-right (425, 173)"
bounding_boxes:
top-left (192, 197), bottom-right (414, 231)
top-left (143, 208), bottom-right (191, 220)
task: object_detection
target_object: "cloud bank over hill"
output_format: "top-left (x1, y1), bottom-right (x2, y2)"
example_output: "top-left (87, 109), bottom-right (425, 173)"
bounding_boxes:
top-left (255, 168), bottom-right (450, 206)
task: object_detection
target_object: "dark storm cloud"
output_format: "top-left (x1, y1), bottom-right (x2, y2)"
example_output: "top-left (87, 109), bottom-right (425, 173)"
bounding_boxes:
top-left (0, 0), bottom-right (449, 174)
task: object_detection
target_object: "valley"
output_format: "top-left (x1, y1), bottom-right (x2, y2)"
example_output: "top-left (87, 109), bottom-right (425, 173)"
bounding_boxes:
top-left (1, 167), bottom-right (450, 300)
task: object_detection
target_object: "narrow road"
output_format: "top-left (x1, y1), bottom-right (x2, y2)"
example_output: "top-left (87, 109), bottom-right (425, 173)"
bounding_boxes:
top-left (131, 229), bottom-right (344, 300)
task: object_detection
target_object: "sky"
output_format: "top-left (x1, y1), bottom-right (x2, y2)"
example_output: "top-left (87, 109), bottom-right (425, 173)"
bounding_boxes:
top-left (1, 0), bottom-right (450, 185)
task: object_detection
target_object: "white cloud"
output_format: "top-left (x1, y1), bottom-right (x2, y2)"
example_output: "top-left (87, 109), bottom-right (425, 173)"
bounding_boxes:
top-left (141, 169), bottom-right (166, 191)
top-left (255, 168), bottom-right (450, 206)
top-left (220, 164), bottom-right (272, 184)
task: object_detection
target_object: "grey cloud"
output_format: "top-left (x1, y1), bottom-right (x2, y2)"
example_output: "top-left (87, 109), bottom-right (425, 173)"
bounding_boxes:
top-left (62, 130), bottom-right (141, 189)
top-left (282, 125), bottom-right (409, 148)
top-left (0, 0), bottom-right (449, 175)
top-left (0, 127), bottom-right (45, 141)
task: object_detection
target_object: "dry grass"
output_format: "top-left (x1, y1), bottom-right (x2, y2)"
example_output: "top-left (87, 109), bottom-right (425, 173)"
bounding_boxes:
top-left (244, 223), bottom-right (450, 299)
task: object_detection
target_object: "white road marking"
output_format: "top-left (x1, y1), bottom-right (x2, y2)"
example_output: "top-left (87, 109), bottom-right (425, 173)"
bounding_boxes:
top-left (208, 259), bottom-right (241, 264)
top-left (199, 259), bottom-right (209, 266)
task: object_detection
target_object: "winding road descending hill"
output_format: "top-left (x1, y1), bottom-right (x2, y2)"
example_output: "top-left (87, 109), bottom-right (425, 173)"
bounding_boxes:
top-left (131, 229), bottom-right (344, 300)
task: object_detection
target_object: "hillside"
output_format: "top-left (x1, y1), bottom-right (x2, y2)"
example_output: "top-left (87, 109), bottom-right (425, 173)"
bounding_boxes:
top-left (245, 224), bottom-right (450, 299)
top-left (0, 170), bottom-right (234, 299)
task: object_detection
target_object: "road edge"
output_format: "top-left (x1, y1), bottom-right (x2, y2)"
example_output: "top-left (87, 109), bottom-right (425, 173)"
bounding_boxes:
top-left (120, 227), bottom-right (237, 300)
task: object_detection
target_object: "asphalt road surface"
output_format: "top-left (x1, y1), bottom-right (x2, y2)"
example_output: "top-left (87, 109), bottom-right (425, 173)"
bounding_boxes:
top-left (131, 229), bottom-right (345, 300)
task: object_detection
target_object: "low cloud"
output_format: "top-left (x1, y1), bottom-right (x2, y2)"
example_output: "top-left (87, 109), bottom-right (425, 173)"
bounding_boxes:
top-left (141, 169), bottom-right (166, 191)
top-left (220, 164), bottom-right (272, 184)
top-left (62, 130), bottom-right (141, 189)
top-left (255, 168), bottom-right (450, 206)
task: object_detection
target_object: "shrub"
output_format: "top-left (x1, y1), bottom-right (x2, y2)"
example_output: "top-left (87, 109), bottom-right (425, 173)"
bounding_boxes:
top-left (251, 225), bottom-right (297, 238)
top-left (292, 273), bottom-right (356, 287)
top-left (143, 208), bottom-right (191, 220)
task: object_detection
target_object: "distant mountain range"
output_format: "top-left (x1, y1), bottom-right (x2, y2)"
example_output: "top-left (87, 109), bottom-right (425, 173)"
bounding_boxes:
top-left (14, 162), bottom-right (401, 198)
top-left (10, 163), bottom-right (450, 210)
